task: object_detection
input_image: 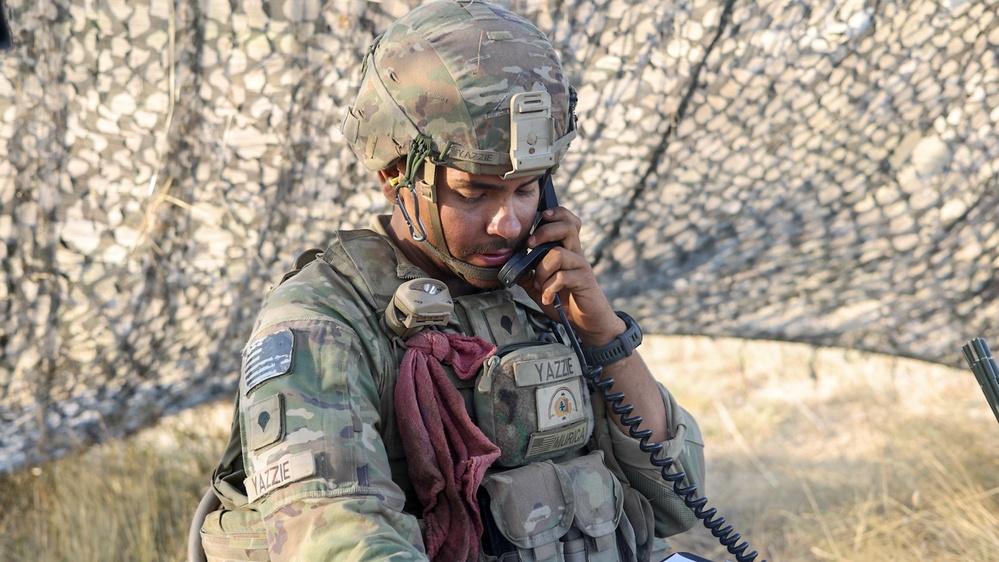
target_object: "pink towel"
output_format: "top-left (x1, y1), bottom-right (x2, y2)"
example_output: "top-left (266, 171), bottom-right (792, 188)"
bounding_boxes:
top-left (394, 331), bottom-right (500, 562)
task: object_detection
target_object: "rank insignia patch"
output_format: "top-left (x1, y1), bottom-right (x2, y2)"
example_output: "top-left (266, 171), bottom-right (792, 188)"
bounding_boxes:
top-left (243, 328), bottom-right (294, 395)
top-left (247, 393), bottom-right (284, 452)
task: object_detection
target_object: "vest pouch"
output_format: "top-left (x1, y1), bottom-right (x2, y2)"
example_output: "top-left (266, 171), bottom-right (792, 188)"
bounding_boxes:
top-left (559, 451), bottom-right (626, 562)
top-left (200, 506), bottom-right (269, 562)
top-left (475, 341), bottom-right (593, 467)
top-left (481, 461), bottom-right (575, 562)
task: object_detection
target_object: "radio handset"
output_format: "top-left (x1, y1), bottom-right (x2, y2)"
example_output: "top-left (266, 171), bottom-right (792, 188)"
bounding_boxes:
top-left (498, 176), bottom-right (560, 288)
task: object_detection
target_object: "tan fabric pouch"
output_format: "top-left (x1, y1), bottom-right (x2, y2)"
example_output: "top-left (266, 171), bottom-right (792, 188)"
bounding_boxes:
top-left (561, 451), bottom-right (625, 562)
top-left (482, 460), bottom-right (575, 561)
top-left (481, 451), bottom-right (628, 562)
top-left (475, 341), bottom-right (593, 467)
top-left (200, 507), bottom-right (269, 562)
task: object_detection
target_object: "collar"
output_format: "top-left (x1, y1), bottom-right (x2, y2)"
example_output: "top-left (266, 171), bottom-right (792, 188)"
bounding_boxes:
top-left (370, 215), bottom-right (428, 282)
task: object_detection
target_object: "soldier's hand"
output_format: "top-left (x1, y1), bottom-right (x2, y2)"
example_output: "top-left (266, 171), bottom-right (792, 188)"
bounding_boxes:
top-left (516, 207), bottom-right (626, 348)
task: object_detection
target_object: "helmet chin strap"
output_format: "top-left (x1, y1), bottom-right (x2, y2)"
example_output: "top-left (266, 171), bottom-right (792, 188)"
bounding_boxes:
top-left (398, 153), bottom-right (502, 284)
top-left (420, 160), bottom-right (502, 284)
top-left (419, 233), bottom-right (502, 284)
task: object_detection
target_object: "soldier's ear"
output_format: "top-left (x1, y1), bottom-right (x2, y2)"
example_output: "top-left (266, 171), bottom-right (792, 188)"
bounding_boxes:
top-left (377, 169), bottom-right (397, 201)
top-left (377, 161), bottom-right (406, 201)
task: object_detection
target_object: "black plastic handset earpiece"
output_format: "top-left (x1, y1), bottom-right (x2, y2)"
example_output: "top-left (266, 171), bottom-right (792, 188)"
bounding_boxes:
top-left (498, 176), bottom-right (560, 288)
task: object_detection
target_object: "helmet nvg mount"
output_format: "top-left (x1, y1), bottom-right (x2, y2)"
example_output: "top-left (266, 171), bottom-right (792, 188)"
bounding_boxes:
top-left (340, 0), bottom-right (577, 283)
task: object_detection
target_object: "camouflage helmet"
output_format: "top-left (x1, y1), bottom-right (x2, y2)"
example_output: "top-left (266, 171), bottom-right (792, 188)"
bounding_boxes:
top-left (340, 0), bottom-right (577, 180)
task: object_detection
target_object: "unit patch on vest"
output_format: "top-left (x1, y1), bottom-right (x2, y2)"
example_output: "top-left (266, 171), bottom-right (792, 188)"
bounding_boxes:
top-left (244, 450), bottom-right (316, 503)
top-left (535, 377), bottom-right (585, 430)
top-left (243, 328), bottom-right (294, 396)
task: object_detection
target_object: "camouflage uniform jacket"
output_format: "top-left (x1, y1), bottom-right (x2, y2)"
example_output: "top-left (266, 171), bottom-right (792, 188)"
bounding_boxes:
top-left (205, 216), bottom-right (705, 561)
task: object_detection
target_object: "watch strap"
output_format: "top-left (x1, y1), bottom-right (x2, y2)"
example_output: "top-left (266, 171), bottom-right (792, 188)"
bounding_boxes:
top-left (583, 311), bottom-right (643, 367)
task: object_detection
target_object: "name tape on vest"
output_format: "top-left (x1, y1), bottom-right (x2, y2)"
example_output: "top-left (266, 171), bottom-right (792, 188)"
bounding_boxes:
top-left (244, 451), bottom-right (315, 503)
top-left (513, 354), bottom-right (580, 387)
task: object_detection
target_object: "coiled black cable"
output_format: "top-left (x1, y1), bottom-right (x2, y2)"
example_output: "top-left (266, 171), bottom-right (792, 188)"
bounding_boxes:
top-left (552, 296), bottom-right (763, 562)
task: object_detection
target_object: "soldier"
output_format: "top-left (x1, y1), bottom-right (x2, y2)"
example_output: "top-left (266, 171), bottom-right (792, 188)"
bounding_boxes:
top-left (199, 1), bottom-right (705, 560)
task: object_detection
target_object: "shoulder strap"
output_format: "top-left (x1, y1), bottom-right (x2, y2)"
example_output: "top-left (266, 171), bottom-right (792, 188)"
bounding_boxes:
top-left (210, 395), bottom-right (250, 510)
top-left (276, 247), bottom-right (324, 286)
top-left (322, 229), bottom-right (424, 312)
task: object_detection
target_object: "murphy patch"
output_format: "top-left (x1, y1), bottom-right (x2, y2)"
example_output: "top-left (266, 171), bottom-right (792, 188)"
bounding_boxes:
top-left (243, 328), bottom-right (294, 395)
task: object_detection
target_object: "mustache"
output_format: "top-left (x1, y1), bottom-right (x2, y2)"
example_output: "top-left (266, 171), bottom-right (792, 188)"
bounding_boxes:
top-left (456, 236), bottom-right (528, 259)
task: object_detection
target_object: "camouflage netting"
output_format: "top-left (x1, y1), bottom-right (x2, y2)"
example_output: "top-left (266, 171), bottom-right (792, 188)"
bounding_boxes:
top-left (1, 0), bottom-right (997, 473)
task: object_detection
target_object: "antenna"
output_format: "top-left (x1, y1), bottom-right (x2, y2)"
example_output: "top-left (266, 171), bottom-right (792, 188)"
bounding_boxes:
top-left (962, 338), bottom-right (999, 426)
top-left (0, 0), bottom-right (12, 50)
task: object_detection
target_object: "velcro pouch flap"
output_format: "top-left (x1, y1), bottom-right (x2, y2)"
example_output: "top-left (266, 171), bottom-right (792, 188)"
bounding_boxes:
top-left (561, 451), bottom-right (624, 544)
top-left (482, 461), bottom-right (575, 551)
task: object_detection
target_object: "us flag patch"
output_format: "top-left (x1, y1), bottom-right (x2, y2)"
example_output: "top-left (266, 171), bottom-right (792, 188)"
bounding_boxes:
top-left (243, 329), bottom-right (294, 395)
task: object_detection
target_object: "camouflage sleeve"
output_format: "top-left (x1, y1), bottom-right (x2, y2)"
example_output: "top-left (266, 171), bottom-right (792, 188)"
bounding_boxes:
top-left (591, 382), bottom-right (705, 538)
top-left (238, 317), bottom-right (427, 561)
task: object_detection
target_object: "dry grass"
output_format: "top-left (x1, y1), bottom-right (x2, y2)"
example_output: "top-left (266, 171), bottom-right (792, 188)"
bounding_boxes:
top-left (655, 337), bottom-right (999, 562)
top-left (2, 336), bottom-right (998, 561)
top-left (0, 405), bottom-right (233, 562)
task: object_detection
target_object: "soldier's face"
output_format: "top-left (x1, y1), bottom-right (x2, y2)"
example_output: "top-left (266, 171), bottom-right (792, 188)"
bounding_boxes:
top-left (432, 166), bottom-right (540, 287)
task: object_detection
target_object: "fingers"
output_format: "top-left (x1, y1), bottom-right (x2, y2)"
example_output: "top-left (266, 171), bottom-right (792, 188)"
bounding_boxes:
top-left (525, 247), bottom-right (620, 342)
top-left (524, 207), bottom-right (590, 305)
top-left (528, 207), bottom-right (582, 254)
top-left (531, 246), bottom-right (592, 306)
top-left (515, 206), bottom-right (618, 339)
top-left (512, 247), bottom-right (583, 307)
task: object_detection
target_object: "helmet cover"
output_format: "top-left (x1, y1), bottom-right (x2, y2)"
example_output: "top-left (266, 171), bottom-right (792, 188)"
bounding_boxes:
top-left (341, 0), bottom-right (576, 178)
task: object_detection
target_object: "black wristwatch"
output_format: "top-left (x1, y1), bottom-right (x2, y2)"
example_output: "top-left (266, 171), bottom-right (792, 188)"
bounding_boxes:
top-left (583, 311), bottom-right (643, 367)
